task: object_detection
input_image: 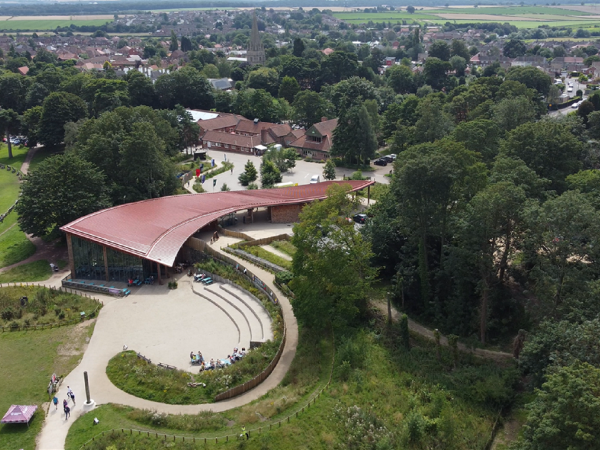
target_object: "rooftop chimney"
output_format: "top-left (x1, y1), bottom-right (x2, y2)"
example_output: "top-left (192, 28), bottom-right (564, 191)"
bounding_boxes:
top-left (321, 117), bottom-right (328, 122)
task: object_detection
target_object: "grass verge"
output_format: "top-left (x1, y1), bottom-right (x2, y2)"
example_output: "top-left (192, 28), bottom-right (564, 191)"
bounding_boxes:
top-left (0, 260), bottom-right (51, 284)
top-left (0, 285), bottom-right (102, 327)
top-left (269, 240), bottom-right (296, 258)
top-left (0, 319), bottom-right (96, 450)
top-left (234, 244), bottom-right (292, 270)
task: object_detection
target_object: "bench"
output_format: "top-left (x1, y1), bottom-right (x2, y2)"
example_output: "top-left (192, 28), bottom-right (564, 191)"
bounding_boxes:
top-left (122, 289), bottom-right (131, 296)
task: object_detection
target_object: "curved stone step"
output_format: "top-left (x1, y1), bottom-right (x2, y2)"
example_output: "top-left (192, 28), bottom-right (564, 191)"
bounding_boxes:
top-left (221, 284), bottom-right (272, 341)
top-left (213, 285), bottom-right (264, 341)
top-left (191, 284), bottom-right (250, 347)
top-left (204, 284), bottom-right (254, 343)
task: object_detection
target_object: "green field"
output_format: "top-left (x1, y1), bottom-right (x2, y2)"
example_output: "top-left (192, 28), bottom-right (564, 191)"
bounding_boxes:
top-left (334, 5), bottom-right (600, 29)
top-left (0, 146), bottom-right (35, 270)
top-left (0, 19), bottom-right (110, 31)
top-left (0, 316), bottom-right (95, 450)
top-left (427, 6), bottom-right (594, 15)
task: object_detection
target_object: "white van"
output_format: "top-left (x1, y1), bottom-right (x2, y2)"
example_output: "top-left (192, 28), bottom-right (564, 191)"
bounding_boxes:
top-left (310, 175), bottom-right (320, 184)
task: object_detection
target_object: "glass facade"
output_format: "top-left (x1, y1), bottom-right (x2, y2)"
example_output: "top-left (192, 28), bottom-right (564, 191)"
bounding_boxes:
top-left (71, 236), bottom-right (152, 282)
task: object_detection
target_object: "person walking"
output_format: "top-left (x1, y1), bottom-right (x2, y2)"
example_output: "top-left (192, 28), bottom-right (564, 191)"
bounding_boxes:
top-left (52, 396), bottom-right (58, 410)
top-left (64, 405), bottom-right (70, 420)
top-left (70, 390), bottom-right (76, 405)
top-left (241, 425), bottom-right (249, 440)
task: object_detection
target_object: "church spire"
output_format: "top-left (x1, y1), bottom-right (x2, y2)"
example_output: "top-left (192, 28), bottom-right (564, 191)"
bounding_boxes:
top-left (247, 11), bottom-right (265, 65)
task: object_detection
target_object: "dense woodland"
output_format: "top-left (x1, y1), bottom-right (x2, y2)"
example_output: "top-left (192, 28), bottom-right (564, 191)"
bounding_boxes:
top-left (1, 25), bottom-right (600, 447)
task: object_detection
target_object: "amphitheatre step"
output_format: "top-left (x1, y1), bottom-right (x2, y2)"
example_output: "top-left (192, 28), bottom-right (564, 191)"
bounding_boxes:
top-left (220, 284), bottom-right (273, 341)
top-left (210, 285), bottom-right (264, 342)
top-left (191, 284), bottom-right (251, 348)
top-left (205, 284), bottom-right (259, 342)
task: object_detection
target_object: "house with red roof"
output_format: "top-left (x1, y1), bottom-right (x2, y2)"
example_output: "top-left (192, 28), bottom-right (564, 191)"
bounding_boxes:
top-left (288, 118), bottom-right (338, 161)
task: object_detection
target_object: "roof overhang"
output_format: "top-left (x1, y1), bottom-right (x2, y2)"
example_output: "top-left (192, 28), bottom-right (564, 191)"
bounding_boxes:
top-left (61, 180), bottom-right (374, 268)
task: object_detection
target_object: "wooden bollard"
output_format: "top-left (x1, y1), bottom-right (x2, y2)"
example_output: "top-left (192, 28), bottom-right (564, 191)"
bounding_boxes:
top-left (130, 429), bottom-right (132, 435)
top-left (287, 416), bottom-right (290, 423)
top-left (270, 423), bottom-right (272, 430)
top-left (259, 427), bottom-right (262, 434)
top-left (226, 436), bottom-right (228, 442)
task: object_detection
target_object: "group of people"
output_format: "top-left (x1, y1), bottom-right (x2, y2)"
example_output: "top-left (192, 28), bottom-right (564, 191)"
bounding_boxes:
top-left (190, 347), bottom-right (247, 372)
top-left (209, 231), bottom-right (220, 244)
top-left (52, 385), bottom-right (75, 420)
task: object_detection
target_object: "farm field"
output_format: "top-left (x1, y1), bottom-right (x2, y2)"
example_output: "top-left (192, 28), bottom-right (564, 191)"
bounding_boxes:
top-left (334, 5), bottom-right (600, 29)
top-left (0, 19), bottom-right (110, 31)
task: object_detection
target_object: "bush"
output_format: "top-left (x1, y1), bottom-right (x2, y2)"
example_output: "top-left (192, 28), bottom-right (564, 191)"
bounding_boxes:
top-left (1, 307), bottom-right (15, 321)
top-left (275, 271), bottom-right (293, 285)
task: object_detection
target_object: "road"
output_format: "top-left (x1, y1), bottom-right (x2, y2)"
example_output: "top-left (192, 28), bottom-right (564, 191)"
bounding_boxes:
top-left (550, 78), bottom-right (587, 117)
top-left (185, 150), bottom-right (391, 193)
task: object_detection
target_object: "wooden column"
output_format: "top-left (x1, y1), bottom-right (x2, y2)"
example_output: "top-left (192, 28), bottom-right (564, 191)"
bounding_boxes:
top-left (66, 234), bottom-right (76, 279)
top-left (367, 185), bottom-right (371, 205)
top-left (157, 262), bottom-right (162, 285)
top-left (103, 246), bottom-right (109, 282)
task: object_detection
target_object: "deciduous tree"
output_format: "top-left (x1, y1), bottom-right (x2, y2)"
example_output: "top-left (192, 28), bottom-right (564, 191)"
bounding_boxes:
top-left (290, 183), bottom-right (376, 329)
top-left (16, 154), bottom-right (111, 237)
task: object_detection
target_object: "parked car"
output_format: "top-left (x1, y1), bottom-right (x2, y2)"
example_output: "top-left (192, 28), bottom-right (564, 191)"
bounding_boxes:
top-left (310, 174), bottom-right (320, 184)
top-left (567, 87), bottom-right (573, 92)
top-left (353, 213), bottom-right (367, 224)
top-left (572, 101), bottom-right (581, 109)
top-left (373, 159), bottom-right (387, 166)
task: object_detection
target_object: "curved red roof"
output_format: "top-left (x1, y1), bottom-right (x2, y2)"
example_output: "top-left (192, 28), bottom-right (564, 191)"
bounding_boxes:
top-left (61, 180), bottom-right (374, 267)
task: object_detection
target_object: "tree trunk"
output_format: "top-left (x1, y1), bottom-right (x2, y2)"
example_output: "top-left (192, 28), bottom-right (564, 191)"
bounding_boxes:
top-left (480, 280), bottom-right (488, 344)
top-left (6, 134), bottom-right (13, 159)
top-left (418, 227), bottom-right (430, 306)
top-left (498, 223), bottom-right (512, 285)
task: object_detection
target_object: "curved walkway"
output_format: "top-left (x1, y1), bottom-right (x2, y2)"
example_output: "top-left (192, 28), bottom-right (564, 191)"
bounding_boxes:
top-left (35, 243), bottom-right (298, 450)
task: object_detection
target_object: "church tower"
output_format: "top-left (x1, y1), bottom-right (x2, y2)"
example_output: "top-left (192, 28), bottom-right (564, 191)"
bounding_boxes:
top-left (247, 12), bottom-right (265, 66)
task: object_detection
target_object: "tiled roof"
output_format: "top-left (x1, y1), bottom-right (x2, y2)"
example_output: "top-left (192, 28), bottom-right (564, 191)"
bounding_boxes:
top-left (61, 181), bottom-right (374, 267)
top-left (235, 119), bottom-right (276, 135)
top-left (202, 130), bottom-right (258, 148)
top-left (198, 114), bottom-right (241, 131)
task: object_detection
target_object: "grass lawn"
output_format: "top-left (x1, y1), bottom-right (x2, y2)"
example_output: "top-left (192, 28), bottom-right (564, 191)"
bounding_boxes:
top-left (0, 260), bottom-right (51, 284)
top-left (0, 319), bottom-right (96, 450)
top-left (66, 307), bottom-right (516, 450)
top-left (0, 145), bottom-right (36, 269)
top-left (269, 241), bottom-right (297, 258)
top-left (0, 19), bottom-right (110, 31)
top-left (238, 245), bottom-right (293, 270)
top-left (0, 223), bottom-right (36, 269)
